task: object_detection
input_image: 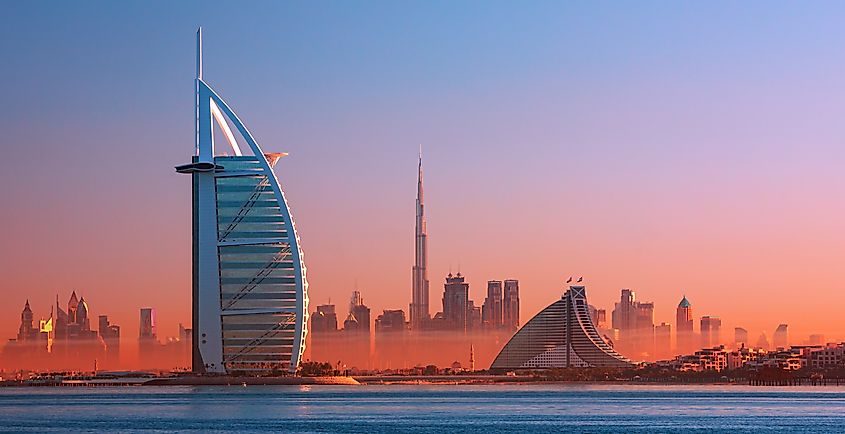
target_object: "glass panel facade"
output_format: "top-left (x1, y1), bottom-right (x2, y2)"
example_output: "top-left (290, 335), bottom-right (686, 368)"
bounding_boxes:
top-left (215, 156), bottom-right (298, 372)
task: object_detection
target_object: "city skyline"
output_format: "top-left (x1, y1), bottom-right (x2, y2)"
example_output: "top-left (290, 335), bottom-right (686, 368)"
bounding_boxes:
top-left (4, 2), bottom-right (845, 354)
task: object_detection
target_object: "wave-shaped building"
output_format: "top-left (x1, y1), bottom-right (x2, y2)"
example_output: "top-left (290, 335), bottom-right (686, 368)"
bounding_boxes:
top-left (176, 29), bottom-right (308, 374)
top-left (490, 286), bottom-right (633, 371)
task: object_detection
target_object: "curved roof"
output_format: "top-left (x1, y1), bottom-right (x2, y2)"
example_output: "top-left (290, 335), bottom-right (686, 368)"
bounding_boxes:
top-left (678, 296), bottom-right (692, 308)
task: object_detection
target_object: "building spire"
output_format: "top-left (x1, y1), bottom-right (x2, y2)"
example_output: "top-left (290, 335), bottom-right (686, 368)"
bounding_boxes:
top-left (417, 144), bottom-right (424, 203)
top-left (196, 27), bottom-right (203, 80)
top-left (411, 145), bottom-right (430, 329)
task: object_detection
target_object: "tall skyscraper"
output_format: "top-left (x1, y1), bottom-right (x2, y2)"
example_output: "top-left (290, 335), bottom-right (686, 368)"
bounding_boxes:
top-left (311, 304), bottom-right (338, 333)
top-left (675, 296), bottom-right (694, 353)
top-left (443, 273), bottom-right (470, 332)
top-left (612, 289), bottom-right (655, 356)
top-left (17, 301), bottom-right (36, 342)
top-left (99, 315), bottom-right (120, 365)
top-left (613, 289), bottom-right (633, 330)
top-left (139, 308), bottom-right (157, 341)
top-left (482, 280), bottom-right (503, 328)
top-left (65, 293), bottom-right (95, 340)
top-left (77, 297), bottom-right (90, 332)
top-left (348, 291), bottom-right (371, 333)
top-left (139, 307), bottom-right (158, 364)
top-left (588, 306), bottom-right (607, 329)
top-left (773, 324), bottom-right (789, 349)
top-left (375, 310), bottom-right (408, 333)
top-left (734, 327), bottom-right (749, 348)
top-left (756, 333), bottom-right (770, 350)
top-left (503, 279), bottom-right (520, 331)
top-left (635, 302), bottom-right (655, 332)
top-left (54, 295), bottom-right (68, 341)
top-left (67, 291), bottom-right (79, 325)
top-left (700, 316), bottom-right (721, 348)
top-left (176, 30), bottom-right (309, 374)
top-left (808, 334), bottom-right (825, 346)
top-left (655, 322), bottom-right (672, 358)
top-left (410, 149), bottom-right (430, 330)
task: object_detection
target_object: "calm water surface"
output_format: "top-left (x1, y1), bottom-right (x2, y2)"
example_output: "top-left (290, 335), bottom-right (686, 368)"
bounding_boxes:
top-left (0, 384), bottom-right (843, 433)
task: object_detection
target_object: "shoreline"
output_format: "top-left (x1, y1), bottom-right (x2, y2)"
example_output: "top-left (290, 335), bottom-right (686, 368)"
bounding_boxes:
top-left (1, 374), bottom-right (838, 387)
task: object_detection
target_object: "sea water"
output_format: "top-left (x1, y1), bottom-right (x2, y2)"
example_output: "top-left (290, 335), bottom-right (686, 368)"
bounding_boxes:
top-left (0, 384), bottom-right (843, 433)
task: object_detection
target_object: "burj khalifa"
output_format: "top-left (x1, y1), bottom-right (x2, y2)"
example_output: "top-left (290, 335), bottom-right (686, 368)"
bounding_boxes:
top-left (410, 149), bottom-right (430, 330)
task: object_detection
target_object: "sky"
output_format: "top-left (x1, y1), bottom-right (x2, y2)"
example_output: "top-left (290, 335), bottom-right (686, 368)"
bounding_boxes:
top-left (1, 1), bottom-right (845, 349)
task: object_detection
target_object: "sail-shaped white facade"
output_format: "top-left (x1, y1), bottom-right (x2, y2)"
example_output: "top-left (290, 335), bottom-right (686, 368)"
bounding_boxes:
top-left (177, 29), bottom-right (308, 374)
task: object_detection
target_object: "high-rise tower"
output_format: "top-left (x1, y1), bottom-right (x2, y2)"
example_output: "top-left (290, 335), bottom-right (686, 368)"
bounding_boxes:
top-left (482, 280), bottom-right (503, 328)
top-left (17, 301), bottom-right (36, 342)
top-left (443, 273), bottom-right (470, 332)
top-left (410, 149), bottom-right (430, 329)
top-left (176, 29), bottom-right (309, 374)
top-left (700, 316), bottom-right (721, 348)
top-left (503, 279), bottom-right (520, 331)
top-left (773, 324), bottom-right (789, 349)
top-left (676, 295), bottom-right (694, 353)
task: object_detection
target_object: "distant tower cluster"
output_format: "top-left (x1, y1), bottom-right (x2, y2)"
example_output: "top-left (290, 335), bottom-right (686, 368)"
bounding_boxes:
top-left (310, 291), bottom-right (372, 335)
top-left (405, 151), bottom-right (519, 335)
top-left (308, 289), bottom-right (372, 369)
top-left (6, 293), bottom-right (120, 370)
top-left (611, 289), bottom-right (655, 357)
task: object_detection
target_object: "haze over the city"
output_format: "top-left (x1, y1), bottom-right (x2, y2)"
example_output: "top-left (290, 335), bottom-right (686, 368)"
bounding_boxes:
top-left (3, 0), bottom-right (845, 355)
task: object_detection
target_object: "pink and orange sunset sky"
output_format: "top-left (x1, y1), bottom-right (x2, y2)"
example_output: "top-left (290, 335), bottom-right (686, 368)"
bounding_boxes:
top-left (1, 2), bottom-right (845, 347)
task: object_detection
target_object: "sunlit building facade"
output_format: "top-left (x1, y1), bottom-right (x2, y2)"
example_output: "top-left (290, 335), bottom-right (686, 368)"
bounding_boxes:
top-left (490, 286), bottom-right (633, 370)
top-left (177, 29), bottom-right (308, 374)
